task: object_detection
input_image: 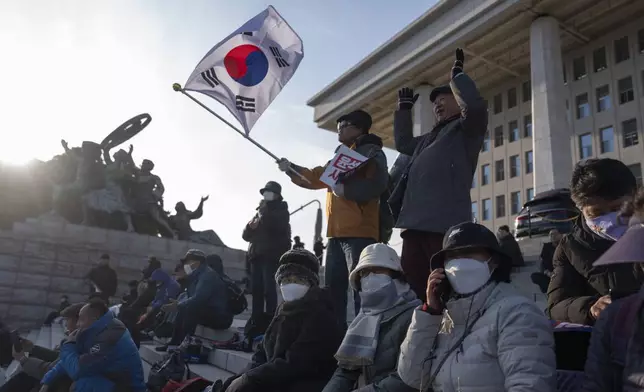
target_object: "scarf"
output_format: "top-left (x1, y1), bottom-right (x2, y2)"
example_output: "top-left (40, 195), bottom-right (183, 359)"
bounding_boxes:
top-left (335, 280), bottom-right (420, 369)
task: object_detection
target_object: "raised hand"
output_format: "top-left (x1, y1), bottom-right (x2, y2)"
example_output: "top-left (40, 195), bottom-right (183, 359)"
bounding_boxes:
top-left (397, 87), bottom-right (419, 111)
top-left (277, 158), bottom-right (291, 173)
top-left (201, 195), bottom-right (209, 203)
top-left (452, 48), bottom-right (465, 79)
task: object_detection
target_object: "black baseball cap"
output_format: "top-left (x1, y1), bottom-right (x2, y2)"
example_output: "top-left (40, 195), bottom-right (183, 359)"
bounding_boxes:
top-left (429, 85), bottom-right (453, 102)
top-left (594, 224), bottom-right (644, 266)
top-left (336, 110), bottom-right (372, 133)
top-left (430, 222), bottom-right (510, 270)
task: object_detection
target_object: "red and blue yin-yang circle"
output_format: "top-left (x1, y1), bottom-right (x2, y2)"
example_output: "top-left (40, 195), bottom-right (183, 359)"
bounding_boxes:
top-left (224, 44), bottom-right (268, 87)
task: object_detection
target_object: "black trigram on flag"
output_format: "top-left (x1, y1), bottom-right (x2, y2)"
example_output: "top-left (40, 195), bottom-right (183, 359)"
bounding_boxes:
top-left (269, 46), bottom-right (290, 68)
top-left (241, 31), bottom-right (253, 36)
top-left (236, 96), bottom-right (256, 113)
top-left (201, 68), bottom-right (220, 88)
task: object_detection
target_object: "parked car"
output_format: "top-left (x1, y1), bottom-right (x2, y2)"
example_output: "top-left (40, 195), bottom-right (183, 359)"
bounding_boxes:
top-left (514, 188), bottom-right (579, 239)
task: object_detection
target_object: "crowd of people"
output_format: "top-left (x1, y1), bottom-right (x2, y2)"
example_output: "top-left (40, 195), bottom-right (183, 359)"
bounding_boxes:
top-left (3, 48), bottom-right (644, 392)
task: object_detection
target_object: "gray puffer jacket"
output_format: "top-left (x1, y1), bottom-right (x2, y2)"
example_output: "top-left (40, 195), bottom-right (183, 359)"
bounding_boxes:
top-left (390, 73), bottom-right (487, 234)
top-left (398, 283), bottom-right (556, 392)
top-left (322, 305), bottom-right (417, 392)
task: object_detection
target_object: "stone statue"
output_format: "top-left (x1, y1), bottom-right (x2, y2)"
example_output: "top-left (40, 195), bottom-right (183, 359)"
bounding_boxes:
top-left (131, 159), bottom-right (176, 239)
top-left (170, 196), bottom-right (225, 246)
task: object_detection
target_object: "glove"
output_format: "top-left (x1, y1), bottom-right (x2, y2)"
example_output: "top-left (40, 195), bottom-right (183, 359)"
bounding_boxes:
top-left (452, 48), bottom-right (465, 79)
top-left (397, 87), bottom-right (419, 111)
top-left (332, 183), bottom-right (345, 197)
top-left (277, 158), bottom-right (291, 172)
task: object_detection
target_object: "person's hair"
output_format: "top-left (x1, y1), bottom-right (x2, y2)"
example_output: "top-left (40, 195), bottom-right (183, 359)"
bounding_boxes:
top-left (148, 256), bottom-right (161, 269)
top-left (491, 253), bottom-right (512, 283)
top-left (619, 187), bottom-right (644, 221)
top-left (570, 158), bottom-right (637, 206)
top-left (498, 225), bottom-right (510, 232)
top-left (60, 302), bottom-right (85, 318)
top-left (100, 253), bottom-right (110, 260)
top-left (174, 262), bottom-right (183, 272)
top-left (85, 299), bottom-right (109, 319)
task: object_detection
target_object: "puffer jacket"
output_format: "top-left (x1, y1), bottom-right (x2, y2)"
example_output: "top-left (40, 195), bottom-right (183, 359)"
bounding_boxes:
top-left (390, 73), bottom-right (487, 234)
top-left (547, 217), bottom-right (644, 325)
top-left (289, 134), bottom-right (389, 240)
top-left (149, 268), bottom-right (181, 310)
top-left (242, 199), bottom-right (291, 262)
top-left (322, 305), bottom-right (417, 392)
top-left (583, 286), bottom-right (644, 392)
top-left (397, 283), bottom-right (556, 392)
top-left (43, 311), bottom-right (146, 392)
top-left (179, 263), bottom-right (231, 323)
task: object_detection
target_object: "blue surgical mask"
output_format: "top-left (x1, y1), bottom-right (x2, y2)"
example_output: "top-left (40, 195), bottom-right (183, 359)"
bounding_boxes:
top-left (585, 211), bottom-right (627, 241)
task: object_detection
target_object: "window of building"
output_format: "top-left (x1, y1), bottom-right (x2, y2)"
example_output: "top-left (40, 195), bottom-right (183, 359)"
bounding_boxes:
top-left (522, 80), bottom-right (531, 102)
top-left (471, 201), bottom-right (478, 222)
top-left (573, 56), bottom-right (587, 80)
top-left (618, 76), bottom-right (634, 104)
top-left (596, 85), bottom-right (611, 112)
top-left (628, 164), bottom-right (643, 186)
top-left (527, 188), bottom-right (535, 202)
top-left (615, 36), bottom-right (630, 64)
top-left (593, 47), bottom-right (607, 72)
top-left (472, 169), bottom-right (477, 188)
top-left (576, 93), bottom-right (590, 119)
top-left (579, 133), bottom-right (593, 159)
top-left (523, 114), bottom-right (532, 138)
top-left (482, 130), bottom-right (490, 152)
top-left (525, 151), bottom-right (533, 174)
top-left (494, 126), bottom-right (504, 147)
top-left (493, 94), bottom-right (502, 114)
top-left (600, 126), bottom-right (614, 154)
top-left (510, 155), bottom-right (520, 178)
top-left (509, 120), bottom-right (519, 142)
top-left (507, 88), bottom-right (517, 109)
top-left (511, 191), bottom-right (521, 215)
top-left (482, 199), bottom-right (491, 221)
top-left (481, 164), bottom-right (491, 186)
top-left (495, 159), bottom-right (505, 182)
top-left (496, 195), bottom-right (506, 218)
top-left (622, 118), bottom-right (639, 148)
top-left (639, 29), bottom-right (644, 54)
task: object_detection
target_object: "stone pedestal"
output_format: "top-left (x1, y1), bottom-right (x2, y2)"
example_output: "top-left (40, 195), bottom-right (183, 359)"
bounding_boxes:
top-left (530, 16), bottom-right (572, 193)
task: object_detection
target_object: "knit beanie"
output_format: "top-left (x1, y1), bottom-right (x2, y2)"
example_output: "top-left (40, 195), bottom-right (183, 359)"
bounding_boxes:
top-left (275, 249), bottom-right (320, 287)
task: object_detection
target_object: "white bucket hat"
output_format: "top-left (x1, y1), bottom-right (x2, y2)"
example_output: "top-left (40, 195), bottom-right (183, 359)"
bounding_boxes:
top-left (349, 243), bottom-right (403, 290)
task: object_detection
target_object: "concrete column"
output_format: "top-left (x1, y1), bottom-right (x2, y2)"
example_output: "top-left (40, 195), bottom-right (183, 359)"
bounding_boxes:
top-left (530, 16), bottom-right (572, 194)
top-left (413, 84), bottom-right (436, 136)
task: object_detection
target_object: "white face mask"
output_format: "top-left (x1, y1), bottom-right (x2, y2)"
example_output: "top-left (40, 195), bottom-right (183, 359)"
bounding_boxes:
top-left (280, 283), bottom-right (309, 301)
top-left (183, 264), bottom-right (194, 275)
top-left (263, 191), bottom-right (276, 201)
top-left (444, 258), bottom-right (491, 295)
top-left (360, 273), bottom-right (392, 293)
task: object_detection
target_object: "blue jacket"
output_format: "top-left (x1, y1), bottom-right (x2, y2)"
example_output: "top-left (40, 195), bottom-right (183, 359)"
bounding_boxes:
top-left (42, 311), bottom-right (146, 392)
top-left (179, 264), bottom-right (228, 317)
top-left (150, 268), bottom-right (181, 310)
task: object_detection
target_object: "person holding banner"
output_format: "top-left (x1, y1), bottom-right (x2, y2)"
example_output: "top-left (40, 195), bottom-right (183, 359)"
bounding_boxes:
top-left (389, 49), bottom-right (488, 301)
top-left (277, 110), bottom-right (389, 325)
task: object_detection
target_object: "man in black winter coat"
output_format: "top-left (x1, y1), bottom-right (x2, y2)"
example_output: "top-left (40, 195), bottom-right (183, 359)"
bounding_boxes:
top-left (242, 181), bottom-right (291, 322)
top-left (496, 225), bottom-right (525, 267)
top-left (547, 158), bottom-right (644, 325)
top-left (86, 254), bottom-right (118, 302)
top-left (219, 249), bottom-right (343, 392)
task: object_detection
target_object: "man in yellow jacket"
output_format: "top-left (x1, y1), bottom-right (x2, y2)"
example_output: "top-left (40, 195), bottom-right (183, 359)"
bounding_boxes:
top-left (277, 110), bottom-right (389, 325)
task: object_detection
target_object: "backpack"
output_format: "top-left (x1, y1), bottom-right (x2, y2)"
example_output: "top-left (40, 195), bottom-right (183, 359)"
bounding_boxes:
top-left (222, 275), bottom-right (248, 315)
top-left (162, 377), bottom-right (211, 392)
top-left (147, 350), bottom-right (190, 392)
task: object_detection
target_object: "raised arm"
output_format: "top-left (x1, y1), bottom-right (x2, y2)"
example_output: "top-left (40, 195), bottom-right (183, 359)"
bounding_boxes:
top-left (189, 196), bottom-right (208, 219)
top-left (393, 88), bottom-right (421, 155)
top-left (450, 49), bottom-right (487, 136)
top-left (103, 149), bottom-right (113, 165)
top-left (153, 175), bottom-right (165, 199)
top-left (277, 159), bottom-right (329, 190)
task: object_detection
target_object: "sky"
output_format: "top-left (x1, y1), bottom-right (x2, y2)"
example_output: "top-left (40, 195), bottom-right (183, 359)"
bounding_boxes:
top-left (0, 0), bottom-right (438, 253)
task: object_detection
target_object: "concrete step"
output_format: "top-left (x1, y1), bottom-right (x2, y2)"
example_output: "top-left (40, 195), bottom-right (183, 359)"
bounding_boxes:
top-left (194, 319), bottom-right (246, 343)
top-left (139, 344), bottom-right (236, 382)
top-left (35, 326), bottom-right (51, 350)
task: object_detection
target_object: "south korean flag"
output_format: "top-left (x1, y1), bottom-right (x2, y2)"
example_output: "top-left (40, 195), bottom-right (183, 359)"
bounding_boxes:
top-left (183, 6), bottom-right (304, 134)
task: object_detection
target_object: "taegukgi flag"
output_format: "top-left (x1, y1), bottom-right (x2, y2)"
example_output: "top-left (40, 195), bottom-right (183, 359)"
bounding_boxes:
top-left (183, 5), bottom-right (304, 134)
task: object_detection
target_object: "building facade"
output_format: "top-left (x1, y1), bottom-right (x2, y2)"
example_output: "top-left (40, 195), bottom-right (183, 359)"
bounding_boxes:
top-left (473, 20), bottom-right (644, 230)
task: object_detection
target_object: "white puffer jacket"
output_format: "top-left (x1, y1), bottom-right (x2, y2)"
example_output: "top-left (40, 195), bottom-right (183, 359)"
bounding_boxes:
top-left (397, 282), bottom-right (556, 392)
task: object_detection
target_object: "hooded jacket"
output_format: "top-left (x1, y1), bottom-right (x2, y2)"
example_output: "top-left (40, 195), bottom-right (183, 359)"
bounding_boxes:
top-left (547, 217), bottom-right (644, 325)
top-left (243, 199), bottom-right (291, 262)
top-left (43, 311), bottom-right (145, 392)
top-left (390, 73), bottom-right (487, 234)
top-left (226, 287), bottom-right (343, 392)
top-left (397, 283), bottom-right (556, 392)
top-left (289, 134), bottom-right (389, 240)
top-left (149, 268), bottom-right (181, 310)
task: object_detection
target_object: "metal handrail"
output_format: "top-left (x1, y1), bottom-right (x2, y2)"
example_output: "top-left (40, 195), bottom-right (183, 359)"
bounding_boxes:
top-left (290, 199), bottom-right (322, 216)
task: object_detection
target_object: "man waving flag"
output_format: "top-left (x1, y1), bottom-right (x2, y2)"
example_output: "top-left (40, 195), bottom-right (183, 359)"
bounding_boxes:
top-left (183, 5), bottom-right (304, 134)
